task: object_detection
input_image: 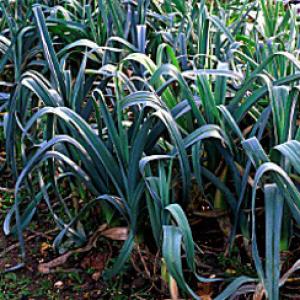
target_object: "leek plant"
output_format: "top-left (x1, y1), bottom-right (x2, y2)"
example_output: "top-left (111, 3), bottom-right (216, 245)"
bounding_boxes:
top-left (2, 0), bottom-right (300, 299)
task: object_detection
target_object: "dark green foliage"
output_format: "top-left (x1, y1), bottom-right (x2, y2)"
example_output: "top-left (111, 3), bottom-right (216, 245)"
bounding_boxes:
top-left (1, 0), bottom-right (300, 299)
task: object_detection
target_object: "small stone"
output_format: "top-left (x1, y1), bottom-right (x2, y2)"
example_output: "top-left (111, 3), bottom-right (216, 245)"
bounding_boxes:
top-left (54, 280), bottom-right (64, 289)
top-left (92, 271), bottom-right (101, 281)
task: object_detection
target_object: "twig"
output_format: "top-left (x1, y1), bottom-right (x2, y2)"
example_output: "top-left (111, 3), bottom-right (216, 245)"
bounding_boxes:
top-left (0, 229), bottom-right (58, 258)
top-left (136, 244), bottom-right (151, 278)
top-left (28, 229), bottom-right (55, 240)
top-left (0, 186), bottom-right (14, 193)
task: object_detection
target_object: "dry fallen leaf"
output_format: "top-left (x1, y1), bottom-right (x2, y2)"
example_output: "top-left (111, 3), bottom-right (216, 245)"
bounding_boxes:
top-left (197, 282), bottom-right (214, 299)
top-left (101, 227), bottom-right (129, 241)
top-left (38, 252), bottom-right (72, 273)
top-left (81, 253), bottom-right (107, 272)
top-left (91, 253), bottom-right (106, 271)
top-left (199, 296), bottom-right (212, 300)
top-left (38, 224), bottom-right (128, 274)
top-left (38, 224), bottom-right (107, 274)
top-left (40, 242), bottom-right (51, 255)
